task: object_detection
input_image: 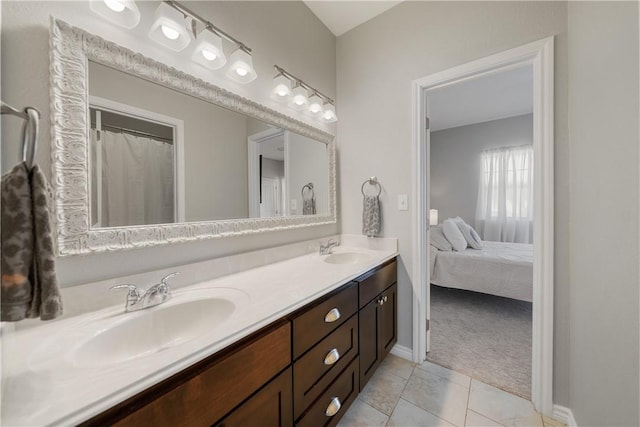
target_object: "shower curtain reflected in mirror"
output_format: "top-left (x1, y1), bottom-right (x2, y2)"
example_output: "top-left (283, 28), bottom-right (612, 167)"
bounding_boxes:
top-left (91, 129), bottom-right (175, 227)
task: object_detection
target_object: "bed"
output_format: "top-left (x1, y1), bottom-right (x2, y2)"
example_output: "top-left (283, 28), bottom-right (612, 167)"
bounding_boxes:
top-left (429, 241), bottom-right (533, 302)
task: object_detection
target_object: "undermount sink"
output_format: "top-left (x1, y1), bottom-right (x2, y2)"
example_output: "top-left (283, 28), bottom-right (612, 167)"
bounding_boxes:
top-left (73, 296), bottom-right (236, 367)
top-left (324, 252), bottom-right (371, 265)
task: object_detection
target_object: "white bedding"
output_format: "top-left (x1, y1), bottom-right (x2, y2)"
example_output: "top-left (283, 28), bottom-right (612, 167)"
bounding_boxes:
top-left (430, 241), bottom-right (533, 302)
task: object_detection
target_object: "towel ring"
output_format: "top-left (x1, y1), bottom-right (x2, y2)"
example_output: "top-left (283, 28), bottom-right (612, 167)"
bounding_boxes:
top-left (302, 182), bottom-right (315, 200)
top-left (1, 101), bottom-right (40, 170)
top-left (361, 176), bottom-right (382, 197)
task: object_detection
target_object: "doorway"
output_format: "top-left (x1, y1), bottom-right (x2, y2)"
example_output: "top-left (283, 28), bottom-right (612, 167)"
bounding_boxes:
top-left (411, 37), bottom-right (555, 414)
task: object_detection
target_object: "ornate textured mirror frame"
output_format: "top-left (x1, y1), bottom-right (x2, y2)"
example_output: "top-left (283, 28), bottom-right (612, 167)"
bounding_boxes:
top-left (50, 18), bottom-right (336, 256)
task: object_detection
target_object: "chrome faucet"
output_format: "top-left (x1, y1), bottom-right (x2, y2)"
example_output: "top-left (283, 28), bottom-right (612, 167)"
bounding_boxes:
top-left (319, 239), bottom-right (339, 255)
top-left (111, 272), bottom-right (179, 312)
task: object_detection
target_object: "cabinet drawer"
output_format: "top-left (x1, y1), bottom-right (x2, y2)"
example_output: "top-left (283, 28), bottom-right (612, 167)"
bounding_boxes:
top-left (214, 368), bottom-right (293, 427)
top-left (292, 282), bottom-right (358, 359)
top-left (293, 315), bottom-right (358, 419)
top-left (358, 259), bottom-right (397, 309)
top-left (295, 357), bottom-right (359, 427)
top-left (113, 322), bottom-right (291, 427)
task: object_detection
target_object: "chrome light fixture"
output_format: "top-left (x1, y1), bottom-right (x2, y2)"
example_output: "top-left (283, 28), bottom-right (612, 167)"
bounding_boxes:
top-left (226, 48), bottom-right (257, 84)
top-left (272, 74), bottom-right (292, 101)
top-left (289, 84), bottom-right (309, 110)
top-left (90, 0), bottom-right (140, 29)
top-left (192, 30), bottom-right (226, 70)
top-left (148, 2), bottom-right (191, 52)
top-left (273, 65), bottom-right (336, 122)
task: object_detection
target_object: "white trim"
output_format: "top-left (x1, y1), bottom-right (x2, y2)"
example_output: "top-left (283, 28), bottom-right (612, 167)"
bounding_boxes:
top-left (389, 344), bottom-right (414, 362)
top-left (552, 405), bottom-right (578, 427)
top-left (411, 37), bottom-right (555, 415)
top-left (89, 95), bottom-right (187, 224)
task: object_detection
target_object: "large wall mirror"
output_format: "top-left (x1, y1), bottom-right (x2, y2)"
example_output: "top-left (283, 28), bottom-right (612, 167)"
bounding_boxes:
top-left (50, 19), bottom-right (335, 256)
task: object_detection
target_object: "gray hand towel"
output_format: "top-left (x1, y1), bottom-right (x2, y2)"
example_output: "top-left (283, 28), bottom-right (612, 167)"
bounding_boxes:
top-left (29, 165), bottom-right (63, 320)
top-left (1, 163), bottom-right (62, 321)
top-left (303, 198), bottom-right (316, 215)
top-left (362, 195), bottom-right (381, 237)
top-left (1, 163), bottom-right (34, 321)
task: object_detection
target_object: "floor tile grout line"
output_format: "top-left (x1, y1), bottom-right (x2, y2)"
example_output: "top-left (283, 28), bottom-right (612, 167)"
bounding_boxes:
top-left (383, 364), bottom-right (414, 425)
top-left (396, 365), bottom-right (467, 427)
top-left (463, 377), bottom-right (472, 426)
top-left (466, 408), bottom-right (506, 427)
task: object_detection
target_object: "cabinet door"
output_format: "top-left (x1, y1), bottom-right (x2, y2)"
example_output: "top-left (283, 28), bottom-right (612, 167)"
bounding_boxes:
top-left (359, 283), bottom-right (398, 390)
top-left (358, 297), bottom-right (380, 389)
top-left (379, 283), bottom-right (397, 356)
top-left (215, 368), bottom-right (293, 427)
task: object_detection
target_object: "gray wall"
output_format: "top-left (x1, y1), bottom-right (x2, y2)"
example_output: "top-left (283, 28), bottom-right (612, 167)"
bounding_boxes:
top-left (567, 2), bottom-right (639, 425)
top-left (287, 132), bottom-right (329, 216)
top-left (337, 0), bottom-right (570, 407)
top-left (430, 114), bottom-right (533, 227)
top-left (1, 1), bottom-right (337, 286)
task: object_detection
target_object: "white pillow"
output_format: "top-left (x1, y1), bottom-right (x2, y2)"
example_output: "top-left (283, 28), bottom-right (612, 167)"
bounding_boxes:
top-left (428, 225), bottom-right (453, 251)
top-left (453, 216), bottom-right (483, 249)
top-left (442, 219), bottom-right (467, 251)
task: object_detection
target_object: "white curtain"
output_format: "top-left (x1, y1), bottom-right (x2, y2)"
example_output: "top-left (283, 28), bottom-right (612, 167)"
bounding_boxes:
top-left (91, 129), bottom-right (174, 227)
top-left (475, 145), bottom-right (533, 243)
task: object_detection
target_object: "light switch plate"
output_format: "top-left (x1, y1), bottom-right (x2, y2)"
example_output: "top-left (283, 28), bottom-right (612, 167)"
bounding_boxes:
top-left (398, 194), bottom-right (408, 211)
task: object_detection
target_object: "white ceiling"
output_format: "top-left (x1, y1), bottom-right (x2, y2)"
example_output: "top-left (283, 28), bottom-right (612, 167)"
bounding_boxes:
top-left (428, 65), bottom-right (534, 132)
top-left (303, 1), bottom-right (403, 36)
top-left (259, 133), bottom-right (285, 161)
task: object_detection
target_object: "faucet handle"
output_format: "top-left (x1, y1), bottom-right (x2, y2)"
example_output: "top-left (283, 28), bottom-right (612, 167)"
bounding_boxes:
top-left (160, 272), bottom-right (180, 284)
top-left (159, 272), bottom-right (180, 293)
top-left (110, 284), bottom-right (142, 298)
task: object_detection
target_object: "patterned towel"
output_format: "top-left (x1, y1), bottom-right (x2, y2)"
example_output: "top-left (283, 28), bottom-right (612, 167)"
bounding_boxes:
top-left (303, 198), bottom-right (316, 215)
top-left (1, 163), bottom-right (62, 321)
top-left (362, 195), bottom-right (381, 237)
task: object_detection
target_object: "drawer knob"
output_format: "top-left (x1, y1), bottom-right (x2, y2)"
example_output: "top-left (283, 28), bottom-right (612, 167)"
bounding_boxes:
top-left (324, 308), bottom-right (341, 323)
top-left (325, 396), bottom-right (342, 417)
top-left (323, 348), bottom-right (341, 365)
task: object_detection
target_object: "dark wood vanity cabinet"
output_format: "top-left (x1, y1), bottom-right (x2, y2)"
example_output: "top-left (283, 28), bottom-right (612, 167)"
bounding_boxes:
top-left (84, 258), bottom-right (397, 427)
top-left (290, 282), bottom-right (360, 425)
top-left (357, 260), bottom-right (398, 389)
top-left (214, 367), bottom-right (293, 427)
top-left (87, 322), bottom-right (292, 427)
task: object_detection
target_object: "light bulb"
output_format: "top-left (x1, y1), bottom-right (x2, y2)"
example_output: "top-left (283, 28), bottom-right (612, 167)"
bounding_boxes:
top-left (104, 0), bottom-right (125, 12)
top-left (324, 111), bottom-right (333, 120)
top-left (161, 25), bottom-right (180, 40)
top-left (276, 87), bottom-right (288, 97)
top-left (202, 49), bottom-right (217, 61)
top-left (236, 67), bottom-right (249, 77)
top-left (293, 95), bottom-right (306, 106)
top-left (310, 104), bottom-right (322, 114)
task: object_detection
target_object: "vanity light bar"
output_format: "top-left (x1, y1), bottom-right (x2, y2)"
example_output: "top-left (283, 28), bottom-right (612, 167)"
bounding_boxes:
top-left (164, 1), bottom-right (252, 53)
top-left (273, 65), bottom-right (337, 122)
top-left (273, 65), bottom-right (334, 105)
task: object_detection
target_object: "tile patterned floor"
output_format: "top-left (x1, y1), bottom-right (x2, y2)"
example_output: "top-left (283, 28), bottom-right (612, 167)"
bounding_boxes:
top-left (337, 355), bottom-right (566, 427)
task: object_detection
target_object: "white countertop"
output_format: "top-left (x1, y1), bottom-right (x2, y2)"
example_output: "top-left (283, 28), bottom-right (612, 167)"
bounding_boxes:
top-left (1, 242), bottom-right (397, 426)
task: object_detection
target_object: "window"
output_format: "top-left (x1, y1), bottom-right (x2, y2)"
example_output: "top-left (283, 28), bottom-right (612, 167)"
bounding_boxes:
top-left (475, 145), bottom-right (533, 243)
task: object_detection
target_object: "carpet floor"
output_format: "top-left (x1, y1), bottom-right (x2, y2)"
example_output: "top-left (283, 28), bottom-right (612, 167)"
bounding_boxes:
top-left (426, 285), bottom-right (532, 399)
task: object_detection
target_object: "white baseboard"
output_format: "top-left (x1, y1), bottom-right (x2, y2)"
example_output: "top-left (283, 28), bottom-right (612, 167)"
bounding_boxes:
top-left (390, 344), bottom-right (413, 362)
top-left (552, 404), bottom-right (577, 427)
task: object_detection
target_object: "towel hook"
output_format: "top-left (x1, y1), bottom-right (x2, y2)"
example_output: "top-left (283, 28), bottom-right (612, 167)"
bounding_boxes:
top-left (301, 182), bottom-right (315, 200)
top-left (361, 176), bottom-right (382, 197)
top-left (1, 101), bottom-right (40, 169)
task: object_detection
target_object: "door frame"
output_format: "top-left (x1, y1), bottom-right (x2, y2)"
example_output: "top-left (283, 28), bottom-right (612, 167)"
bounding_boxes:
top-left (247, 128), bottom-right (286, 218)
top-left (410, 37), bottom-right (555, 414)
